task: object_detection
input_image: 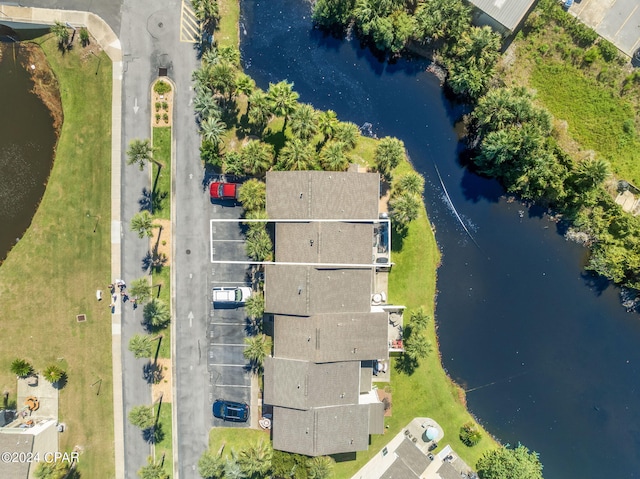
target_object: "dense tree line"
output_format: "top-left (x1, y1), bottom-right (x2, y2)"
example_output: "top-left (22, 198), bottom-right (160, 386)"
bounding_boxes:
top-left (312, 0), bottom-right (502, 99)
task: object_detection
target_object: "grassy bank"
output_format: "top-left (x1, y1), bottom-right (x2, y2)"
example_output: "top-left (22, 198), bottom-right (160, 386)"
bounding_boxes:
top-left (506, 2), bottom-right (640, 184)
top-left (156, 402), bottom-right (173, 474)
top-left (0, 35), bottom-right (114, 477)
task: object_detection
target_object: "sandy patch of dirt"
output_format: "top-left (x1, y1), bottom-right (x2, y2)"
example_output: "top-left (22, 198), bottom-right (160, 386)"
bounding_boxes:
top-left (150, 219), bottom-right (171, 265)
top-left (152, 357), bottom-right (172, 403)
top-left (152, 80), bottom-right (173, 128)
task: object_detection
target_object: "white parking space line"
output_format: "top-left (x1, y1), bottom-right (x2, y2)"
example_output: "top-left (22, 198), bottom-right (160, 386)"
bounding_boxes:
top-left (614, 4), bottom-right (639, 37)
top-left (208, 363), bottom-right (247, 367)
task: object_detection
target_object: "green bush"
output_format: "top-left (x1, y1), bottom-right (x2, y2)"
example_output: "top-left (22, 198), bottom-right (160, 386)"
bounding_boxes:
top-left (582, 47), bottom-right (599, 65)
top-left (598, 39), bottom-right (619, 62)
top-left (155, 102), bottom-right (161, 112)
top-left (154, 80), bottom-right (172, 95)
top-left (459, 422), bottom-right (482, 447)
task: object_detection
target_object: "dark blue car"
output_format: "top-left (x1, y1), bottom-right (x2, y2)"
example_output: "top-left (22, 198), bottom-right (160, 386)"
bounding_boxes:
top-left (212, 399), bottom-right (249, 422)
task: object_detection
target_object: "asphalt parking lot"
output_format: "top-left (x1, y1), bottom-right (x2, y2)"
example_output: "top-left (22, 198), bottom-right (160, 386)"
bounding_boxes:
top-left (208, 215), bottom-right (252, 427)
top-left (571, 0), bottom-right (640, 57)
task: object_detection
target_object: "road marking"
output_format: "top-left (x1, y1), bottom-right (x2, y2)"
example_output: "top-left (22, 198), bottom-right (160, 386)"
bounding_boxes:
top-left (208, 363), bottom-right (247, 367)
top-left (614, 4), bottom-right (639, 38)
top-left (133, 97), bottom-right (139, 114)
top-left (180, 0), bottom-right (200, 43)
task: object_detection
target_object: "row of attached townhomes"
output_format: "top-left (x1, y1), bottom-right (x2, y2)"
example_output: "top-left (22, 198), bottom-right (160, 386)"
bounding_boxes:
top-left (262, 170), bottom-right (404, 457)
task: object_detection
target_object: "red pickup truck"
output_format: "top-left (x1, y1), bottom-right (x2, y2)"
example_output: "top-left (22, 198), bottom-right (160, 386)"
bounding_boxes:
top-left (210, 181), bottom-right (240, 200)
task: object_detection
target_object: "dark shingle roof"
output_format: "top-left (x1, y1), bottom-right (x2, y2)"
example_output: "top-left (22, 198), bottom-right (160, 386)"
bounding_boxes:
top-left (396, 438), bottom-right (431, 476)
top-left (263, 358), bottom-right (360, 410)
top-left (265, 265), bottom-right (372, 316)
top-left (266, 171), bottom-right (380, 219)
top-left (0, 432), bottom-right (33, 479)
top-left (468, 0), bottom-right (536, 31)
top-left (274, 222), bottom-right (374, 265)
top-left (437, 462), bottom-right (463, 479)
top-left (273, 312), bottom-right (388, 362)
top-left (272, 405), bottom-right (370, 456)
top-left (380, 457), bottom-right (420, 479)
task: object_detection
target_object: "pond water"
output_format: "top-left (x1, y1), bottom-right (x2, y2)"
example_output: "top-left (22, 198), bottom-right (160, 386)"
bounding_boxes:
top-left (0, 39), bottom-right (56, 263)
top-left (240, 1), bottom-right (640, 477)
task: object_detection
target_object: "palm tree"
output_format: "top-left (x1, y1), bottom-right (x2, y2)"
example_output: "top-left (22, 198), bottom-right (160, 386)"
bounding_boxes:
top-left (130, 211), bottom-right (156, 239)
top-left (410, 307), bottom-right (431, 332)
top-left (317, 110), bottom-right (339, 143)
top-left (248, 90), bottom-right (271, 132)
top-left (130, 277), bottom-right (152, 303)
top-left (237, 440), bottom-right (273, 478)
top-left (241, 140), bottom-right (274, 176)
top-left (395, 172), bottom-right (425, 197)
top-left (245, 293), bottom-right (265, 322)
top-left (389, 192), bottom-right (421, 229)
top-left (333, 121), bottom-right (361, 150)
top-left (191, 0), bottom-right (219, 23)
top-left (202, 48), bottom-right (220, 67)
top-left (320, 141), bottom-right (349, 171)
top-left (575, 157), bottom-right (610, 190)
top-left (236, 73), bottom-right (256, 110)
top-left (267, 81), bottom-right (299, 131)
top-left (243, 334), bottom-right (272, 373)
top-left (192, 64), bottom-right (214, 92)
top-left (127, 138), bottom-right (154, 171)
top-left (404, 330), bottom-right (432, 361)
top-left (198, 451), bottom-right (225, 479)
top-left (10, 358), bottom-right (33, 377)
top-left (211, 61), bottom-right (237, 101)
top-left (43, 365), bottom-right (65, 384)
top-left (238, 179), bottom-right (266, 213)
top-left (194, 87), bottom-right (221, 121)
top-left (50, 21), bottom-right (69, 48)
top-left (200, 116), bottom-right (227, 147)
top-left (245, 226), bottom-right (273, 261)
top-left (128, 405), bottom-right (155, 429)
top-left (129, 334), bottom-right (155, 359)
top-left (289, 103), bottom-right (318, 140)
top-left (374, 137), bottom-right (405, 180)
top-left (307, 456), bottom-right (334, 479)
top-left (277, 138), bottom-right (317, 171)
top-left (143, 298), bottom-right (171, 330)
top-left (138, 457), bottom-right (169, 479)
top-left (224, 459), bottom-right (245, 479)
top-left (224, 151), bottom-right (245, 176)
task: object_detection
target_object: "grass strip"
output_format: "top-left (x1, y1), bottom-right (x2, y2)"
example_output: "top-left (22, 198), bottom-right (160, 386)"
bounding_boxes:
top-left (152, 127), bottom-right (171, 220)
top-left (217, 0), bottom-right (241, 49)
top-left (156, 401), bottom-right (173, 475)
top-left (152, 266), bottom-right (171, 359)
top-left (0, 35), bottom-right (114, 477)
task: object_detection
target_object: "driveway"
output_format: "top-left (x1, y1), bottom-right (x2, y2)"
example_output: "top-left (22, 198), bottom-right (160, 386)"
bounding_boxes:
top-left (570, 0), bottom-right (640, 57)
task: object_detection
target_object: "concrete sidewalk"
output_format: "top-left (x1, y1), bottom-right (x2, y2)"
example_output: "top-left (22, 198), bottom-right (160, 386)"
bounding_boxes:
top-left (0, 6), bottom-right (125, 479)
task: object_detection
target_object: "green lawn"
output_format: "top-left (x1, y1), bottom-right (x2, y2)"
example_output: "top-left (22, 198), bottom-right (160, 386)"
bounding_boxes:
top-left (0, 35), bottom-right (114, 477)
top-left (152, 266), bottom-right (171, 359)
top-left (208, 428), bottom-right (271, 457)
top-left (530, 61), bottom-right (640, 184)
top-left (152, 127), bottom-right (172, 220)
top-left (217, 0), bottom-right (241, 49)
top-left (156, 401), bottom-right (173, 475)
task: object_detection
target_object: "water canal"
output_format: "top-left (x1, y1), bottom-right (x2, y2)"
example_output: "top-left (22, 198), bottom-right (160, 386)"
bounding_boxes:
top-left (0, 38), bottom-right (57, 263)
top-left (240, 1), bottom-right (640, 477)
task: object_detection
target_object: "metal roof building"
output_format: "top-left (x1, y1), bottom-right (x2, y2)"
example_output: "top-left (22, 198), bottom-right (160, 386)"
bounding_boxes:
top-left (467, 0), bottom-right (537, 33)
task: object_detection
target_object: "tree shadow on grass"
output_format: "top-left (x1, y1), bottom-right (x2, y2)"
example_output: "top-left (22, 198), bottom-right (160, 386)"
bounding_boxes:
top-left (394, 353), bottom-right (419, 376)
top-left (142, 424), bottom-right (164, 444)
top-left (139, 187), bottom-right (167, 213)
top-left (52, 373), bottom-right (68, 390)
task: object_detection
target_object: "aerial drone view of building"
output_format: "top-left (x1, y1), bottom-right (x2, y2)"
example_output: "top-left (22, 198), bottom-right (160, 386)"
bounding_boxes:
top-left (1, 0), bottom-right (640, 478)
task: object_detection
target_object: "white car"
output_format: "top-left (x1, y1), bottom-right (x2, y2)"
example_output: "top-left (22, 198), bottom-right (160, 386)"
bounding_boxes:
top-left (212, 286), bottom-right (252, 304)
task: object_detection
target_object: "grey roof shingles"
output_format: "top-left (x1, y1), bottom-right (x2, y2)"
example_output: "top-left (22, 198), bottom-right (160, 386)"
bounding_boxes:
top-left (468, 0), bottom-right (536, 31)
top-left (266, 171), bottom-right (380, 219)
top-left (273, 312), bottom-right (389, 362)
top-left (275, 222), bottom-right (374, 265)
top-left (265, 265), bottom-right (373, 316)
top-left (0, 431), bottom-right (33, 479)
top-left (395, 438), bottom-right (431, 476)
top-left (263, 358), bottom-right (360, 410)
top-left (272, 404), bottom-right (370, 456)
